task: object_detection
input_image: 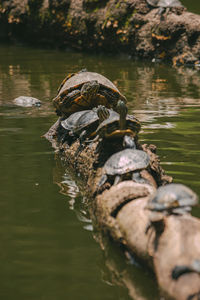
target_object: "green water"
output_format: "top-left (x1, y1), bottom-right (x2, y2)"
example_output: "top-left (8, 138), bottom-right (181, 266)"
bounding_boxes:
top-left (0, 42), bottom-right (200, 300)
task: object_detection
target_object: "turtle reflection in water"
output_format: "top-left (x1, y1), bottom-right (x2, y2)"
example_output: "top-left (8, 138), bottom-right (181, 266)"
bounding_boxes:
top-left (53, 70), bottom-right (127, 117)
top-left (97, 149), bottom-right (150, 189)
top-left (146, 0), bottom-right (184, 15)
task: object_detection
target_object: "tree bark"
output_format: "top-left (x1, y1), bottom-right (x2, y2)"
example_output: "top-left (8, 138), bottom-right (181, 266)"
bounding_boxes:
top-left (1, 0), bottom-right (200, 65)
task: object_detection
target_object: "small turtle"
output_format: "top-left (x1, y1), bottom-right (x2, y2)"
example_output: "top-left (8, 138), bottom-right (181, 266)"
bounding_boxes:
top-left (72, 106), bottom-right (110, 139)
top-left (59, 110), bottom-right (90, 143)
top-left (93, 100), bottom-right (141, 149)
top-left (146, 183), bottom-right (198, 214)
top-left (146, 0), bottom-right (183, 14)
top-left (172, 259), bottom-right (200, 280)
top-left (53, 70), bottom-right (127, 117)
top-left (59, 106), bottom-right (110, 146)
top-left (13, 96), bottom-right (41, 107)
top-left (97, 149), bottom-right (150, 188)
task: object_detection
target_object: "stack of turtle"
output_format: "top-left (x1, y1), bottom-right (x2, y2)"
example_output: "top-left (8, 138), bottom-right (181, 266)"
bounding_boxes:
top-left (51, 70), bottom-right (200, 298)
top-left (53, 69), bottom-right (155, 190)
top-left (53, 69), bottom-right (198, 218)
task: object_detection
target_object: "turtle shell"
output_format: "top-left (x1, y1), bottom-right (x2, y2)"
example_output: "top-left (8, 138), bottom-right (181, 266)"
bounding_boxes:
top-left (104, 149), bottom-right (150, 176)
top-left (147, 183), bottom-right (198, 211)
top-left (61, 110), bottom-right (90, 131)
top-left (14, 96), bottom-right (41, 107)
top-left (157, 0), bottom-right (183, 7)
top-left (95, 112), bottom-right (141, 138)
top-left (57, 72), bottom-right (76, 94)
top-left (58, 72), bottom-right (125, 99)
top-left (72, 109), bottom-right (99, 136)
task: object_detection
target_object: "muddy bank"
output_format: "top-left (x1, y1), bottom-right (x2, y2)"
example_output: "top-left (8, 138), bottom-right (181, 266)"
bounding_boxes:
top-left (45, 119), bottom-right (200, 299)
top-left (1, 0), bottom-right (200, 65)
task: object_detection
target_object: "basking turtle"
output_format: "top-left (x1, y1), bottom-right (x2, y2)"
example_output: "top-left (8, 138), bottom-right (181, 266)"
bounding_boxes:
top-left (72, 106), bottom-right (110, 139)
top-left (60, 106), bottom-right (110, 145)
top-left (13, 96), bottom-right (41, 107)
top-left (146, 183), bottom-right (198, 214)
top-left (146, 0), bottom-right (184, 14)
top-left (93, 100), bottom-right (141, 149)
top-left (97, 149), bottom-right (150, 188)
top-left (59, 110), bottom-right (90, 143)
top-left (53, 71), bottom-right (127, 117)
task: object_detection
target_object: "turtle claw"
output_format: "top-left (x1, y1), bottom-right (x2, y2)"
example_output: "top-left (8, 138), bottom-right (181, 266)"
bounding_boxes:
top-left (113, 175), bottom-right (122, 185)
top-left (97, 174), bottom-right (108, 190)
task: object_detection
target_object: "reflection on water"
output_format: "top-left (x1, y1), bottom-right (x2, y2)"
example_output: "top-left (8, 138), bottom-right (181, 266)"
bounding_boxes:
top-left (0, 44), bottom-right (200, 300)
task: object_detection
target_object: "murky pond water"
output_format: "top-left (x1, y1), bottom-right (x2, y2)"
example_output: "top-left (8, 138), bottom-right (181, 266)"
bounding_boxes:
top-left (0, 41), bottom-right (200, 300)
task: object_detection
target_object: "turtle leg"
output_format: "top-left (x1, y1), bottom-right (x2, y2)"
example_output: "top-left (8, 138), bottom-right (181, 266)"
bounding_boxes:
top-left (113, 175), bottom-right (122, 185)
top-left (81, 81), bottom-right (99, 106)
top-left (97, 174), bottom-right (108, 189)
top-left (157, 6), bottom-right (165, 15)
top-left (132, 172), bottom-right (147, 184)
top-left (75, 130), bottom-right (87, 156)
top-left (73, 95), bottom-right (90, 107)
top-left (94, 137), bottom-right (103, 154)
top-left (97, 105), bottom-right (110, 122)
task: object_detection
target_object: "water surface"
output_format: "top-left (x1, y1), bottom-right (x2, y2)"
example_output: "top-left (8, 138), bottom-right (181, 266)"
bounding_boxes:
top-left (0, 43), bottom-right (200, 300)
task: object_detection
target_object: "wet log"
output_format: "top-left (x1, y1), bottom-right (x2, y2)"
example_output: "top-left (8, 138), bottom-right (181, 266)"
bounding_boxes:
top-left (44, 120), bottom-right (200, 299)
top-left (1, 0), bottom-right (200, 65)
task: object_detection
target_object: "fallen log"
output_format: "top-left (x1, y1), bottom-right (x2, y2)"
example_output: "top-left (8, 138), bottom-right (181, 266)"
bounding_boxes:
top-left (1, 0), bottom-right (200, 65)
top-left (44, 119), bottom-right (200, 299)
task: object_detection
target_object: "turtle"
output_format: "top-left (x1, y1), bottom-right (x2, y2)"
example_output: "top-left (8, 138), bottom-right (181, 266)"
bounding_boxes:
top-left (146, 183), bottom-right (198, 214)
top-left (146, 0), bottom-right (184, 15)
top-left (53, 70), bottom-right (127, 117)
top-left (58, 110), bottom-right (90, 143)
top-left (97, 149), bottom-right (150, 188)
top-left (92, 100), bottom-right (141, 149)
top-left (59, 106), bottom-right (110, 145)
top-left (71, 106), bottom-right (110, 139)
top-left (172, 259), bottom-right (200, 280)
top-left (145, 183), bottom-right (198, 235)
top-left (13, 96), bottom-right (41, 107)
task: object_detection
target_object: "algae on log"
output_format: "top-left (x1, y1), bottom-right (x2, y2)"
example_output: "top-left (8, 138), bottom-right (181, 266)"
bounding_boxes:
top-left (44, 119), bottom-right (200, 299)
top-left (1, 0), bottom-right (200, 64)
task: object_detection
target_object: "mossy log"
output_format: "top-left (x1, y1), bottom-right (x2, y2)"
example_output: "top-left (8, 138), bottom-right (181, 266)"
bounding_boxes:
top-left (1, 0), bottom-right (200, 65)
top-left (45, 119), bottom-right (200, 299)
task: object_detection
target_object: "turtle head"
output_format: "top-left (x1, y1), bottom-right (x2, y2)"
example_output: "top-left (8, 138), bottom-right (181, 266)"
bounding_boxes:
top-left (116, 100), bottom-right (128, 130)
top-left (97, 105), bottom-right (110, 123)
top-left (81, 80), bottom-right (99, 101)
